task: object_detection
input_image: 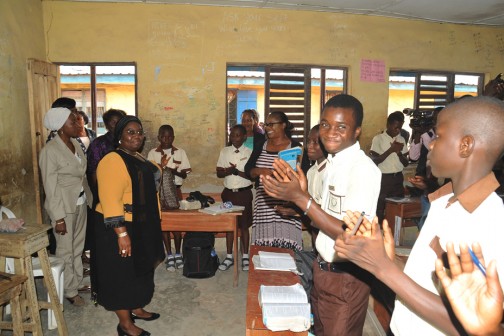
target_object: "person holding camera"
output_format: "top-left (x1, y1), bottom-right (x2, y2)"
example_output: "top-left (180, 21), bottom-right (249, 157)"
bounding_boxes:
top-left (407, 107), bottom-right (444, 230)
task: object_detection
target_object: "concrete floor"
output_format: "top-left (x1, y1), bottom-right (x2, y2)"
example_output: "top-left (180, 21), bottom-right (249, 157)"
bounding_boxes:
top-left (9, 232), bottom-right (386, 336)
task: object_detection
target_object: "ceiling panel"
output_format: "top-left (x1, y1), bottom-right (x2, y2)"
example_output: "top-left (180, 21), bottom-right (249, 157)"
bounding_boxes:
top-left (51, 0), bottom-right (504, 26)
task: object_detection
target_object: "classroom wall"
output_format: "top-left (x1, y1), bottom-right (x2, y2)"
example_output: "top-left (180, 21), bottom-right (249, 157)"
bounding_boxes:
top-left (41, 1), bottom-right (504, 191)
top-left (0, 0), bottom-right (46, 222)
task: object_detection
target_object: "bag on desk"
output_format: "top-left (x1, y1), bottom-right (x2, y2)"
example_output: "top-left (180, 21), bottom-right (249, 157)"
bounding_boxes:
top-left (182, 232), bottom-right (219, 278)
top-left (159, 168), bottom-right (180, 210)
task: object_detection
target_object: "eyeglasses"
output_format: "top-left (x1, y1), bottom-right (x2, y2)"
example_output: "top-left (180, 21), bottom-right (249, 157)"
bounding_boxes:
top-left (264, 122), bottom-right (283, 127)
top-left (125, 129), bottom-right (145, 136)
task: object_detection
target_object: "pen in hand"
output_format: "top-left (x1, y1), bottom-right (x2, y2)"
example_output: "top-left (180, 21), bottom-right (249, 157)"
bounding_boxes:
top-left (350, 211), bottom-right (366, 235)
top-left (468, 247), bottom-right (486, 276)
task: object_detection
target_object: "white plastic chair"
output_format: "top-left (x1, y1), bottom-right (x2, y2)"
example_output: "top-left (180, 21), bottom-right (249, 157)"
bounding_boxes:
top-left (0, 206), bottom-right (65, 330)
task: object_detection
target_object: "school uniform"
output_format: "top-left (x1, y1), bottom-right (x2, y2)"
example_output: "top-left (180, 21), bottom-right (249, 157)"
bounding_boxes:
top-left (371, 131), bottom-right (408, 221)
top-left (312, 142), bottom-right (381, 336)
top-left (390, 172), bottom-right (504, 336)
top-left (307, 158), bottom-right (327, 206)
top-left (147, 146), bottom-right (191, 198)
top-left (217, 144), bottom-right (253, 229)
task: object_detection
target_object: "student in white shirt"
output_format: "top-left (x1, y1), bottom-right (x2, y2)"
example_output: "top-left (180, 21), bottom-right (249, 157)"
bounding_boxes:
top-left (261, 94), bottom-right (381, 335)
top-left (335, 96), bottom-right (504, 335)
top-left (216, 125), bottom-right (253, 271)
top-left (305, 125), bottom-right (327, 251)
top-left (147, 125), bottom-right (192, 271)
top-left (370, 111), bottom-right (409, 222)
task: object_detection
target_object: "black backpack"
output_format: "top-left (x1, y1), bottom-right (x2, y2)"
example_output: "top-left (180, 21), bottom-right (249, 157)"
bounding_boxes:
top-left (182, 232), bottom-right (219, 278)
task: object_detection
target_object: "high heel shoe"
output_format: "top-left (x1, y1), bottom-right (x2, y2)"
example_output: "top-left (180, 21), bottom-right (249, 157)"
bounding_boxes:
top-left (130, 312), bottom-right (160, 321)
top-left (117, 324), bottom-right (151, 336)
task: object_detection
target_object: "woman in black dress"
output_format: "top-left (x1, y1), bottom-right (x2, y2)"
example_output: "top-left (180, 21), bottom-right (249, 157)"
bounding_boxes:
top-left (94, 116), bottom-right (164, 336)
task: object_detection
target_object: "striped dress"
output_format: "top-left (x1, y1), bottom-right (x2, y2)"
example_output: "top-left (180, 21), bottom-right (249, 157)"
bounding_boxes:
top-left (251, 145), bottom-right (303, 251)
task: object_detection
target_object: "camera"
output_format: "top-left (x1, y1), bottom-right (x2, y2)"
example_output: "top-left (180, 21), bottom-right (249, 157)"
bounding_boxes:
top-left (403, 108), bottom-right (435, 129)
top-left (495, 73), bottom-right (504, 84)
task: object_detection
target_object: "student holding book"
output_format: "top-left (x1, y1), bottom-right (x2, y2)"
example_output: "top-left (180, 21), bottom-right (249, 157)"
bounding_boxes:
top-left (335, 96), bottom-right (504, 335)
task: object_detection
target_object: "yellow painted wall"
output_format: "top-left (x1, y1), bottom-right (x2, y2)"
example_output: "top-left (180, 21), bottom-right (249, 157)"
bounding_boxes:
top-left (0, 0), bottom-right (46, 222)
top-left (41, 2), bottom-right (504, 191)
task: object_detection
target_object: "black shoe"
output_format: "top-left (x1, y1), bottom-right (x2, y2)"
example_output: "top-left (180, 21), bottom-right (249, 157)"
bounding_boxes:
top-left (130, 312), bottom-right (160, 321)
top-left (117, 324), bottom-right (151, 336)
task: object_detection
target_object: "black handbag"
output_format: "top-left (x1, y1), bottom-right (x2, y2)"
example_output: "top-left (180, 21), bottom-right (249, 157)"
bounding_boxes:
top-left (159, 168), bottom-right (180, 210)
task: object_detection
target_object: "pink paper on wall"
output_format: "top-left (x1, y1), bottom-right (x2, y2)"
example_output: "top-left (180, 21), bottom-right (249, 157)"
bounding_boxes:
top-left (360, 59), bottom-right (386, 82)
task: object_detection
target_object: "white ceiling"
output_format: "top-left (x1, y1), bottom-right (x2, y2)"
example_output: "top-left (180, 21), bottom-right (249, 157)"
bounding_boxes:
top-left (60, 0), bottom-right (504, 26)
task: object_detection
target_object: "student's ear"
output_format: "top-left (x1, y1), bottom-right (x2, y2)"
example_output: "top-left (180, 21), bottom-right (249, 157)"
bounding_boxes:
top-left (459, 135), bottom-right (474, 158)
top-left (354, 127), bottom-right (362, 139)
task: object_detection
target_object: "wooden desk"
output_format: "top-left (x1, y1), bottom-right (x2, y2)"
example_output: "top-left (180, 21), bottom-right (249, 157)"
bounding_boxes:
top-left (246, 245), bottom-right (308, 336)
top-left (0, 225), bottom-right (67, 336)
top-left (385, 197), bottom-right (422, 246)
top-left (0, 272), bottom-right (27, 336)
top-left (161, 210), bottom-right (241, 287)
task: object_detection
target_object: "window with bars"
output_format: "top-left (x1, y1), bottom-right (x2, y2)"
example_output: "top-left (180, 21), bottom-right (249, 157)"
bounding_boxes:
top-left (388, 70), bottom-right (484, 137)
top-left (227, 64), bottom-right (347, 145)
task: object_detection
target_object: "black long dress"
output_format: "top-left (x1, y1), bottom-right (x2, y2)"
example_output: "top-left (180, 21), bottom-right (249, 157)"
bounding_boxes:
top-left (92, 150), bottom-right (164, 311)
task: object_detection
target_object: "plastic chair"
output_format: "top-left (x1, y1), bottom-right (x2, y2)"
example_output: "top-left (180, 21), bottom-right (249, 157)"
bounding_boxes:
top-left (0, 206), bottom-right (65, 330)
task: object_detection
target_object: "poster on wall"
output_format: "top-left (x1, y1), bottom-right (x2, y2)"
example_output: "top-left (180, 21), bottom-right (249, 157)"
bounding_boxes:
top-left (360, 59), bottom-right (386, 83)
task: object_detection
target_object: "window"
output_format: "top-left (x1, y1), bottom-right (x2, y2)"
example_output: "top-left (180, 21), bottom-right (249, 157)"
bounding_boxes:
top-left (388, 70), bottom-right (483, 136)
top-left (59, 63), bottom-right (137, 136)
top-left (227, 64), bottom-right (347, 144)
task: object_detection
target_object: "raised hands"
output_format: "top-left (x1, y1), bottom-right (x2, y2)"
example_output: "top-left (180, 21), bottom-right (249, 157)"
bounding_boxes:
top-left (435, 242), bottom-right (503, 336)
top-left (335, 215), bottom-right (395, 274)
top-left (260, 158), bottom-right (308, 203)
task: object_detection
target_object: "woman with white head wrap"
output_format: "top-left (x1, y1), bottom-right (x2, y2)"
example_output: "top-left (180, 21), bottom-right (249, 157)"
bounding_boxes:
top-left (39, 107), bottom-right (93, 306)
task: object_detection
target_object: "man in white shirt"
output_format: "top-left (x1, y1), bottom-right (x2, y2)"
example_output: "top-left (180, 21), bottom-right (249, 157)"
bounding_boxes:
top-left (370, 111), bottom-right (409, 222)
top-left (261, 94), bottom-right (381, 335)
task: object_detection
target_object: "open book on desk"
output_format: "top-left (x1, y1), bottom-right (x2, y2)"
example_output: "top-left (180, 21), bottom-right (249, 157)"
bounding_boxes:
top-left (258, 283), bottom-right (311, 332)
top-left (252, 251), bottom-right (300, 274)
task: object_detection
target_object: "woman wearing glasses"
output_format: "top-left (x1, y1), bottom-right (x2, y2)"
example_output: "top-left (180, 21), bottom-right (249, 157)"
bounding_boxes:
top-left (245, 111), bottom-right (304, 251)
top-left (94, 116), bottom-right (164, 336)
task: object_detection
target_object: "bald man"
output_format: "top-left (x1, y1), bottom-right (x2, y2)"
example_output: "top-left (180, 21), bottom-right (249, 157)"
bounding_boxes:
top-left (334, 96), bottom-right (504, 336)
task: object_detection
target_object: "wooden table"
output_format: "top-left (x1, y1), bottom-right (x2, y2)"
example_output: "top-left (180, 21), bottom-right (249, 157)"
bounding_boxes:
top-left (246, 245), bottom-right (308, 336)
top-left (0, 224), bottom-right (67, 336)
top-left (161, 210), bottom-right (241, 287)
top-left (0, 272), bottom-right (27, 336)
top-left (385, 197), bottom-right (422, 246)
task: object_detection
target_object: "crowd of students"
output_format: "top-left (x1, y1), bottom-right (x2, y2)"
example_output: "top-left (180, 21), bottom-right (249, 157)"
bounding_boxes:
top-left (37, 76), bottom-right (504, 335)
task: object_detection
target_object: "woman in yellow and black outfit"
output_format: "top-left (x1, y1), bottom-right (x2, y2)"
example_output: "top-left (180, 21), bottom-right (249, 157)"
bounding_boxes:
top-left (93, 116), bottom-right (164, 336)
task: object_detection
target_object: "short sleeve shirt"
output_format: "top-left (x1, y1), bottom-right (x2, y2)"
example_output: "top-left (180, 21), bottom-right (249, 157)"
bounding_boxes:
top-left (390, 174), bottom-right (504, 335)
top-left (315, 142), bottom-right (382, 262)
top-left (147, 147), bottom-right (191, 186)
top-left (307, 159), bottom-right (327, 205)
top-left (216, 144), bottom-right (253, 190)
top-left (370, 131), bottom-right (408, 174)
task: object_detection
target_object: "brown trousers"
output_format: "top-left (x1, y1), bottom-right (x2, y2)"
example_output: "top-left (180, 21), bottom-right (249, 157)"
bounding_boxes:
top-left (311, 259), bottom-right (372, 336)
top-left (377, 172), bottom-right (404, 223)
